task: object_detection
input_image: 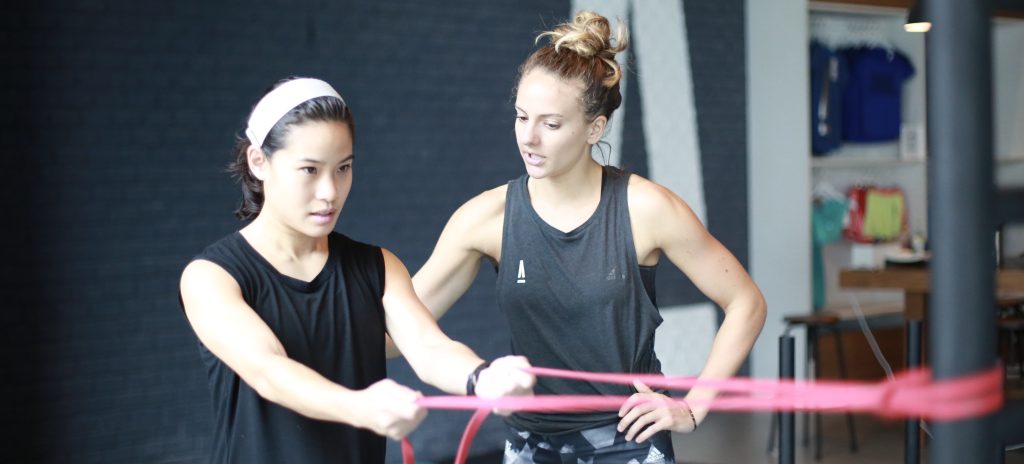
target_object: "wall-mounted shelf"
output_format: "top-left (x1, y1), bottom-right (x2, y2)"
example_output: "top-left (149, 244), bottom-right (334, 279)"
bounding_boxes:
top-left (812, 156), bottom-right (1024, 168)
top-left (809, 0), bottom-right (1024, 19)
top-left (811, 156), bottom-right (924, 168)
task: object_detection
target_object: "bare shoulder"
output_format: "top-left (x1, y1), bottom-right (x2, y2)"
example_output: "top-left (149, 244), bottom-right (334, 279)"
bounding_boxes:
top-left (179, 259), bottom-right (247, 325)
top-left (180, 259), bottom-right (238, 295)
top-left (380, 247), bottom-right (409, 274)
top-left (453, 184), bottom-right (507, 225)
top-left (445, 184), bottom-right (507, 257)
top-left (626, 174), bottom-right (693, 220)
top-left (625, 173), bottom-right (708, 255)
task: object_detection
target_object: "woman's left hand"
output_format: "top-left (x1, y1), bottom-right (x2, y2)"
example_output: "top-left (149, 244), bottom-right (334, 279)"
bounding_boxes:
top-left (617, 381), bottom-right (697, 442)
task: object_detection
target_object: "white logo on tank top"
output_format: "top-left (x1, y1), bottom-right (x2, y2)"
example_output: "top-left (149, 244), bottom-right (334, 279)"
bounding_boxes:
top-left (516, 259), bottom-right (526, 284)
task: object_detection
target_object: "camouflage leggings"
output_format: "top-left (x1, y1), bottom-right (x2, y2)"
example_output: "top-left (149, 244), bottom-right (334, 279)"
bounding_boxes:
top-left (503, 423), bottom-right (675, 464)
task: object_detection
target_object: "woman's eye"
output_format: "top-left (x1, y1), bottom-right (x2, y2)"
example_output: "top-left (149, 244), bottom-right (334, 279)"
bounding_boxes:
top-left (545, 123), bottom-right (560, 130)
top-left (301, 167), bottom-right (317, 174)
top-left (339, 164), bottom-right (352, 173)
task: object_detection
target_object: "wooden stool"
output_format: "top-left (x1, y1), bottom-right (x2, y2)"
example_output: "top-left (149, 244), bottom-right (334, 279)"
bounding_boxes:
top-left (998, 298), bottom-right (1024, 382)
top-left (998, 297), bottom-right (1024, 384)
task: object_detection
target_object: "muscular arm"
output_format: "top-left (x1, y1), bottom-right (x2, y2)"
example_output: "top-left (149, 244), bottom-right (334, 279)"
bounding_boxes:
top-left (382, 248), bottom-right (534, 396)
top-left (180, 260), bottom-right (413, 432)
top-left (631, 178), bottom-right (767, 424)
top-left (385, 187), bottom-right (505, 358)
top-left (382, 249), bottom-right (486, 393)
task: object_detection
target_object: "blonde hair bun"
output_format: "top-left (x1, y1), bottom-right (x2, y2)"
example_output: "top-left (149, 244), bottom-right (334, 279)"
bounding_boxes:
top-left (537, 11), bottom-right (628, 87)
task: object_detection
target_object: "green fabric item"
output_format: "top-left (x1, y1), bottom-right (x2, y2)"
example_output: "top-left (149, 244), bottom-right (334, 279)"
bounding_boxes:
top-left (813, 243), bottom-right (825, 309)
top-left (863, 191), bottom-right (904, 240)
top-left (811, 199), bottom-right (848, 309)
top-left (813, 199), bottom-right (848, 245)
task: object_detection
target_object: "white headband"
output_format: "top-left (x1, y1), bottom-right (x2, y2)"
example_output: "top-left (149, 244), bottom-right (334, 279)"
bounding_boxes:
top-left (245, 78), bottom-right (345, 148)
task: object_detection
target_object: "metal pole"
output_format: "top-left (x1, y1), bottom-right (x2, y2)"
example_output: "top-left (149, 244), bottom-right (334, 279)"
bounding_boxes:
top-left (779, 335), bottom-right (795, 464)
top-left (926, 0), bottom-right (1000, 462)
top-left (905, 320), bottom-right (922, 464)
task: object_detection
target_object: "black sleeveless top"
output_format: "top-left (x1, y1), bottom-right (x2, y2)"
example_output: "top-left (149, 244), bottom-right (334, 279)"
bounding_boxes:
top-left (496, 166), bottom-right (663, 435)
top-left (186, 232), bottom-right (387, 463)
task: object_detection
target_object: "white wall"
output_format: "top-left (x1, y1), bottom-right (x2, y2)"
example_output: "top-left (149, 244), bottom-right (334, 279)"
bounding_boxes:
top-left (743, 2), bottom-right (1024, 380)
top-left (747, 0), bottom-right (812, 379)
top-left (571, 0), bottom-right (719, 377)
top-left (995, 21), bottom-right (1024, 164)
top-left (994, 20), bottom-right (1024, 258)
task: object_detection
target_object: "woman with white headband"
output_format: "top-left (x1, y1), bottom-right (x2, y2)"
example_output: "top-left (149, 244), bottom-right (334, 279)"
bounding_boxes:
top-left (179, 77), bottom-right (535, 464)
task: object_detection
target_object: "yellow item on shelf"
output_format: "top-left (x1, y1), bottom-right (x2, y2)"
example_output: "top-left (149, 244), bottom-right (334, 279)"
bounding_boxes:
top-left (862, 189), bottom-right (905, 240)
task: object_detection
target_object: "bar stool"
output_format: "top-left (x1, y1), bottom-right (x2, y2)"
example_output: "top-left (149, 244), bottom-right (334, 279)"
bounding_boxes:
top-left (997, 297), bottom-right (1024, 384)
top-left (768, 312), bottom-right (859, 461)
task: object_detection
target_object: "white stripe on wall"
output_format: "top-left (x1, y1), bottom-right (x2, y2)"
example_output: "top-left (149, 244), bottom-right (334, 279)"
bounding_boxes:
top-left (573, 0), bottom-right (629, 168)
top-left (654, 303), bottom-right (718, 376)
top-left (631, 0), bottom-right (706, 223)
top-left (570, 0), bottom-right (714, 377)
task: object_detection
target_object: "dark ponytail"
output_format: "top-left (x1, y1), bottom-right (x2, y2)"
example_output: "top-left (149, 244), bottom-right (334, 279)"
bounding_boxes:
top-left (227, 77), bottom-right (354, 221)
top-left (228, 137), bottom-right (265, 220)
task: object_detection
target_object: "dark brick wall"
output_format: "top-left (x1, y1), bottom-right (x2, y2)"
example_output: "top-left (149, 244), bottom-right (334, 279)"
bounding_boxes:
top-left (617, 0), bottom-right (748, 309)
top-left (686, 0), bottom-right (749, 299)
top-left (0, 1), bottom-right (745, 462)
top-left (628, 0), bottom-right (749, 309)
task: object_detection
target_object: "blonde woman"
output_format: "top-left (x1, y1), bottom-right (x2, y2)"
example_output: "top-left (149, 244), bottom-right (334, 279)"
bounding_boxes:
top-left (409, 13), bottom-right (766, 463)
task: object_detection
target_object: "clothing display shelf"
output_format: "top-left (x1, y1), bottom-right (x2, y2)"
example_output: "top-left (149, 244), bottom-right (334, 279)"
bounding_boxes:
top-left (809, 0), bottom-right (1024, 20)
top-left (813, 156), bottom-right (1024, 169)
top-left (811, 157), bottom-right (922, 169)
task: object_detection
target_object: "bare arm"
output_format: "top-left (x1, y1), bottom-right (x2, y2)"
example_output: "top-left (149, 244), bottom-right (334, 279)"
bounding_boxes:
top-left (385, 187), bottom-right (504, 357)
top-left (618, 178), bottom-right (766, 442)
top-left (413, 187), bottom-right (504, 317)
top-left (180, 260), bottom-right (424, 439)
top-left (381, 248), bottom-right (534, 397)
top-left (638, 179), bottom-right (767, 422)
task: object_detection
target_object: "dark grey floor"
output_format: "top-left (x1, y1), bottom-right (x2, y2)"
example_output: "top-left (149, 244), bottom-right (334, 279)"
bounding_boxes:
top-left (673, 408), bottom-right (1024, 464)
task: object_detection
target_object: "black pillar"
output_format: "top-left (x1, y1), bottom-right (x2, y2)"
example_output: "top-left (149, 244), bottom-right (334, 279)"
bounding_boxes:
top-left (905, 320), bottom-right (922, 464)
top-left (926, 0), bottom-right (1000, 462)
top-left (779, 335), bottom-right (795, 464)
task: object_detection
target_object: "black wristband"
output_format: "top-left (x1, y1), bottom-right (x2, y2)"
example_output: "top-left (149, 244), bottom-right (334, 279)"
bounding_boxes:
top-left (465, 361), bottom-right (491, 396)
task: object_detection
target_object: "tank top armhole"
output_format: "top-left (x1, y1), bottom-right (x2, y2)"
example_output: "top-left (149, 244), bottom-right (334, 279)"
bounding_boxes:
top-left (618, 169), bottom-right (658, 307)
top-left (638, 264), bottom-right (657, 306)
top-left (372, 246), bottom-right (388, 336)
top-left (495, 178), bottom-right (520, 278)
top-left (373, 247), bottom-right (385, 299)
top-left (618, 169), bottom-right (644, 268)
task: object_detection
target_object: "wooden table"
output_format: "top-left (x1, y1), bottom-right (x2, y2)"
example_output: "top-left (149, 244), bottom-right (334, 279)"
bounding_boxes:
top-left (838, 267), bottom-right (1024, 464)
top-left (839, 267), bottom-right (1024, 321)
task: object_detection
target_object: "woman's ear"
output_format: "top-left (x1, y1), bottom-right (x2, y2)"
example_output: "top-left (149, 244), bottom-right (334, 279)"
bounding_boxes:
top-left (587, 115), bottom-right (608, 145)
top-left (247, 145), bottom-right (268, 181)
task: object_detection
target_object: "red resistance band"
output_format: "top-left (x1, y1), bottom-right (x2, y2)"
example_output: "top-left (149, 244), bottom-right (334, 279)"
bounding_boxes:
top-left (401, 365), bottom-right (1005, 464)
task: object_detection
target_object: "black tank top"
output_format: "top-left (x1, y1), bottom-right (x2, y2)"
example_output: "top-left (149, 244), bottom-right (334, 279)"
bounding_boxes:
top-left (497, 166), bottom-right (663, 435)
top-left (186, 232), bottom-right (387, 463)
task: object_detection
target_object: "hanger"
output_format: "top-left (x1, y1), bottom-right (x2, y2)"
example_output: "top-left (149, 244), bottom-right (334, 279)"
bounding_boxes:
top-left (813, 180), bottom-right (846, 202)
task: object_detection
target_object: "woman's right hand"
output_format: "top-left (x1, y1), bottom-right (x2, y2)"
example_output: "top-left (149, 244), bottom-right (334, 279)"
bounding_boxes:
top-left (352, 379), bottom-right (426, 440)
